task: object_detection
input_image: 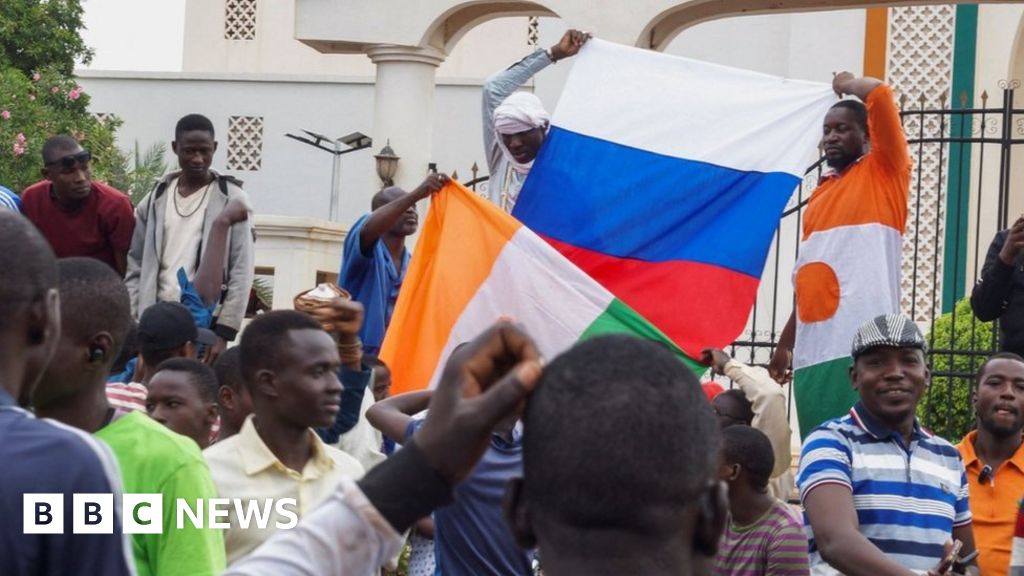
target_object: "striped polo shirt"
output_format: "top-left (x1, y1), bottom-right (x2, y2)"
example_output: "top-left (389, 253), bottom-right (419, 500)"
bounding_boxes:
top-left (714, 499), bottom-right (810, 576)
top-left (798, 402), bottom-right (971, 574)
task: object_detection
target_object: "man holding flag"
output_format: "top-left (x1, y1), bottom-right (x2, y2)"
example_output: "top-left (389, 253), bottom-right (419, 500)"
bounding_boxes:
top-left (770, 71), bottom-right (912, 438)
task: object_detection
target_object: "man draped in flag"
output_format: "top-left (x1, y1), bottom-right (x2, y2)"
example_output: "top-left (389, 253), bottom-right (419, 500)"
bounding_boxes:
top-left (769, 72), bottom-right (912, 438)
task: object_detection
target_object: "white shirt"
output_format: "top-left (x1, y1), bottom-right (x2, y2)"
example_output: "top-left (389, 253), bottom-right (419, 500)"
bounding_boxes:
top-left (158, 178), bottom-right (212, 302)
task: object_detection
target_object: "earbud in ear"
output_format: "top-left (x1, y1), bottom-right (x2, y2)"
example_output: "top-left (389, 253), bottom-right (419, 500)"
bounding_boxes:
top-left (89, 347), bottom-right (104, 363)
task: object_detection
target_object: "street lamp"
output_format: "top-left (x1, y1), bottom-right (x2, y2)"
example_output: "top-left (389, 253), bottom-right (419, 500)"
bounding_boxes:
top-left (285, 129), bottom-right (372, 222)
top-left (374, 140), bottom-right (400, 186)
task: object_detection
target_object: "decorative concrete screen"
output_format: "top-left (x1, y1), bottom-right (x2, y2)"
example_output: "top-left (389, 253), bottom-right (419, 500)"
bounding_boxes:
top-left (225, 0), bottom-right (257, 40)
top-left (227, 115), bottom-right (264, 171)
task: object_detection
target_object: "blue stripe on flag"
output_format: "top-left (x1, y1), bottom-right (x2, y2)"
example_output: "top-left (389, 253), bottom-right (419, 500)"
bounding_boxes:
top-left (513, 126), bottom-right (799, 278)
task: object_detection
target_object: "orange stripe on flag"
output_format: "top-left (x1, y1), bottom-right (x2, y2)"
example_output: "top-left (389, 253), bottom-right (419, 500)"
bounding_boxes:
top-left (379, 182), bottom-right (520, 394)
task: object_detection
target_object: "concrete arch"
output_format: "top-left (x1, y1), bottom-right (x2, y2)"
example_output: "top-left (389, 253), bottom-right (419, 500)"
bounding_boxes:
top-left (639, 0), bottom-right (989, 51)
top-left (420, 1), bottom-right (558, 53)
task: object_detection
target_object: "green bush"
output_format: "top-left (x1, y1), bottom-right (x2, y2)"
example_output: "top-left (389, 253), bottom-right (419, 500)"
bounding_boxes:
top-left (918, 298), bottom-right (995, 442)
top-left (0, 65), bottom-right (120, 192)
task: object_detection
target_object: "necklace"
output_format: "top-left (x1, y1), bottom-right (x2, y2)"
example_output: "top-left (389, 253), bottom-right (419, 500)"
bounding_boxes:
top-left (173, 179), bottom-right (211, 218)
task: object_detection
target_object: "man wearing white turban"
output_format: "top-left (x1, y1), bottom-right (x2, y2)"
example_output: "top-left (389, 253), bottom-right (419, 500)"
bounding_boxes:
top-left (482, 29), bottom-right (590, 212)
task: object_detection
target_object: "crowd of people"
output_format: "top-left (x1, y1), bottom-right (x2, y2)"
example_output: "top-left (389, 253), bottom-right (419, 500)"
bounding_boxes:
top-left (3, 28), bottom-right (1024, 576)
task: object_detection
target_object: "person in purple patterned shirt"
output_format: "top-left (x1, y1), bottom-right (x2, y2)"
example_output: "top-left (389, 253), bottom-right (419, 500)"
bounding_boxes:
top-left (715, 426), bottom-right (810, 576)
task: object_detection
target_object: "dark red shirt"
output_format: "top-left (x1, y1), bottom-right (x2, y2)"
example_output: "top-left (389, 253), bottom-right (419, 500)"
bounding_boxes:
top-left (21, 180), bottom-right (135, 271)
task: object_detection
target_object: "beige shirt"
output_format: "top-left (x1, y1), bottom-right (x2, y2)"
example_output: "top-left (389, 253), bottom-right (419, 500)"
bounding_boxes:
top-left (158, 178), bottom-right (212, 302)
top-left (204, 415), bottom-right (365, 565)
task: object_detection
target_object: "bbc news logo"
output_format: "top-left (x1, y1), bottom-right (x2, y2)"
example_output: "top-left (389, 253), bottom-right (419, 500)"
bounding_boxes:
top-left (23, 494), bottom-right (299, 534)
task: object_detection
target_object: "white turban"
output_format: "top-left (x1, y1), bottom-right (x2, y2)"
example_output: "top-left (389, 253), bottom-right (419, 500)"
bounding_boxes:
top-left (493, 92), bottom-right (550, 174)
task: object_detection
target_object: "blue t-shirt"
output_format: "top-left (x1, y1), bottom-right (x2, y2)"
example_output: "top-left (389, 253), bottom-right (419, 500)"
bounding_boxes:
top-left (406, 419), bottom-right (532, 576)
top-left (338, 214), bottom-right (410, 355)
top-left (0, 389), bottom-right (134, 576)
top-left (0, 185), bottom-right (22, 213)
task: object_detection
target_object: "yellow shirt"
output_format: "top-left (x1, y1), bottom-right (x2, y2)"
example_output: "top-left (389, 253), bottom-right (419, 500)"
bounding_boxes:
top-left (957, 430), bottom-right (1024, 576)
top-left (204, 415), bottom-right (364, 564)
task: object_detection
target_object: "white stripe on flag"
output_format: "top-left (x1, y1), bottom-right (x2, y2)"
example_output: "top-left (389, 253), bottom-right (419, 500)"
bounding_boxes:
top-left (793, 223), bottom-right (902, 369)
top-left (426, 227), bottom-right (615, 388)
top-left (554, 39), bottom-right (835, 176)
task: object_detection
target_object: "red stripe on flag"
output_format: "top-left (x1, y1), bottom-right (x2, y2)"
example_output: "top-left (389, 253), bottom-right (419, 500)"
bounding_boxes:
top-left (543, 236), bottom-right (759, 357)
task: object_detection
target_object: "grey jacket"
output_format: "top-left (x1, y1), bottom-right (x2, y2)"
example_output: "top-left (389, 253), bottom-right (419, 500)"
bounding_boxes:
top-left (125, 169), bottom-right (255, 341)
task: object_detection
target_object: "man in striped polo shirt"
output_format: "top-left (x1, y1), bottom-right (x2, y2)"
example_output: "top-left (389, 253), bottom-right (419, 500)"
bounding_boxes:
top-left (798, 314), bottom-right (979, 575)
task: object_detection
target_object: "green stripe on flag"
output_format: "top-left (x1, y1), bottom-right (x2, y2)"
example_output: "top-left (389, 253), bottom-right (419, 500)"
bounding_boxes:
top-left (580, 298), bottom-right (705, 374)
top-left (794, 356), bottom-right (858, 439)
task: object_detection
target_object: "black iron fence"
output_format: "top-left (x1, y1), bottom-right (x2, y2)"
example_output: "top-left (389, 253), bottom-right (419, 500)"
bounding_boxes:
top-left (461, 84), bottom-right (1024, 441)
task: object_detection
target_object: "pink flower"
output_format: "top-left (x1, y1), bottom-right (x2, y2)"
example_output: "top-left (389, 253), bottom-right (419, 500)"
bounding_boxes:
top-left (31, 72), bottom-right (40, 81)
top-left (0, 111), bottom-right (9, 120)
top-left (51, 86), bottom-right (59, 94)
top-left (73, 131), bottom-right (85, 142)
top-left (12, 143), bottom-right (25, 156)
top-left (67, 88), bottom-right (81, 101)
top-left (16, 133), bottom-right (27, 144)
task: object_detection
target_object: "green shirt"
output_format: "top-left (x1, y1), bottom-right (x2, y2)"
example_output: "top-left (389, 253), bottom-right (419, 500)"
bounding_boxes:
top-left (97, 411), bottom-right (226, 576)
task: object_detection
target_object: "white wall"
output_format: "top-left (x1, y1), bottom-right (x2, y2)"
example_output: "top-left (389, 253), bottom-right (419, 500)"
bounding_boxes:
top-left (77, 72), bottom-right (490, 228)
top-left (80, 0), bottom-right (186, 71)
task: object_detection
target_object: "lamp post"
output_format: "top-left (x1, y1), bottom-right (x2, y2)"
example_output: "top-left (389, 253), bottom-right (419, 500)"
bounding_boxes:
top-left (374, 140), bottom-right (400, 186)
top-left (285, 129), bottom-right (372, 222)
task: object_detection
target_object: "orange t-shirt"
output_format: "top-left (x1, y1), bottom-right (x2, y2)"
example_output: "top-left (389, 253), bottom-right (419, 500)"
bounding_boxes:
top-left (801, 84), bottom-right (912, 241)
top-left (957, 430), bottom-right (1024, 576)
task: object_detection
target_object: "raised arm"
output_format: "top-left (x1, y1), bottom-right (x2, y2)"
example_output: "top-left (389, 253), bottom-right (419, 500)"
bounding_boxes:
top-left (720, 358), bottom-right (791, 478)
top-left (971, 225), bottom-right (1022, 321)
top-left (358, 174), bottom-right (447, 255)
top-left (832, 72), bottom-right (883, 102)
top-left (481, 29), bottom-right (589, 173)
top-left (194, 197), bottom-right (249, 306)
top-left (366, 390), bottom-right (433, 444)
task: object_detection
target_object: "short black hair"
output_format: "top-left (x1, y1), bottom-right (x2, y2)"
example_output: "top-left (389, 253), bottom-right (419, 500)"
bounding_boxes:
top-left (141, 344), bottom-right (181, 370)
top-left (213, 346), bottom-right (244, 392)
top-left (56, 258), bottom-right (132, 364)
top-left (239, 310), bottom-right (324, 387)
top-left (152, 358), bottom-right (218, 402)
top-left (716, 388), bottom-right (754, 426)
top-left (0, 211), bottom-right (58, 321)
top-left (977, 352), bottom-right (1024, 383)
top-left (722, 425), bottom-right (774, 489)
top-left (175, 114), bottom-right (215, 141)
top-left (363, 354), bottom-right (385, 369)
top-left (830, 99), bottom-right (869, 136)
top-left (524, 334), bottom-right (719, 534)
top-left (371, 186), bottom-right (405, 210)
top-left (41, 135), bottom-right (81, 164)
top-left (110, 321), bottom-right (138, 376)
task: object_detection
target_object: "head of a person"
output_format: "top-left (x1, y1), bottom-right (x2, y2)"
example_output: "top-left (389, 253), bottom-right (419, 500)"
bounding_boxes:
top-left (973, 352), bottom-right (1024, 439)
top-left (109, 319), bottom-right (138, 380)
top-left (822, 100), bottom-right (869, 172)
top-left (494, 92), bottom-right (550, 166)
top-left (239, 310), bottom-right (342, 430)
top-left (371, 186), bottom-right (417, 236)
top-left (720, 425), bottom-right (774, 496)
top-left (364, 354), bottom-right (392, 402)
top-left (213, 346), bottom-right (252, 439)
top-left (138, 302), bottom-right (214, 381)
top-left (34, 258), bottom-right (132, 412)
top-left (41, 135), bottom-right (92, 203)
top-left (0, 212), bottom-right (61, 407)
top-left (510, 335), bottom-right (725, 572)
top-left (172, 114), bottom-right (217, 178)
top-left (849, 314), bottom-right (929, 430)
top-left (711, 388), bottom-right (754, 429)
top-left (146, 358), bottom-right (218, 448)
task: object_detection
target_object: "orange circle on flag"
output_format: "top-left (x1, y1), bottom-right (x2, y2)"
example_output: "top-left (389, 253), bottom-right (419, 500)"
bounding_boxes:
top-left (795, 261), bottom-right (841, 323)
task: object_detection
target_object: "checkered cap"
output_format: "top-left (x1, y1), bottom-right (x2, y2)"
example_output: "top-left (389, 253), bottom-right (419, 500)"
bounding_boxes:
top-left (850, 314), bottom-right (928, 358)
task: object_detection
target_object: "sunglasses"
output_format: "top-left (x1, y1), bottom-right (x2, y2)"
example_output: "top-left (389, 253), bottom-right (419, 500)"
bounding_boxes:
top-left (45, 150), bottom-right (91, 170)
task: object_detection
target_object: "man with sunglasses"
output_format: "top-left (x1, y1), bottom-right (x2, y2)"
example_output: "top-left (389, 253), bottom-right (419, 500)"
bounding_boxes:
top-left (21, 135), bottom-right (135, 276)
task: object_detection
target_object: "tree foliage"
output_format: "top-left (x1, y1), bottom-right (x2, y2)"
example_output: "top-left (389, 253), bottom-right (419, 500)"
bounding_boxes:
top-left (107, 141), bottom-right (168, 205)
top-left (0, 65), bottom-right (120, 191)
top-left (918, 298), bottom-right (996, 442)
top-left (0, 0), bottom-right (93, 75)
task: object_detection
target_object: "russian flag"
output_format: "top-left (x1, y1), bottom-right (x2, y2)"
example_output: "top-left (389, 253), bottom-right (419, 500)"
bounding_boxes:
top-left (513, 40), bottom-right (836, 360)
